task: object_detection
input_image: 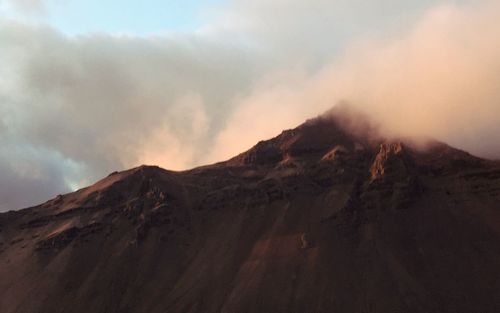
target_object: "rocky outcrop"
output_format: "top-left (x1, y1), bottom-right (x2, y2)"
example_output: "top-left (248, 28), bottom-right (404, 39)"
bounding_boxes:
top-left (35, 222), bottom-right (104, 251)
top-left (370, 142), bottom-right (406, 181)
top-left (0, 108), bottom-right (499, 313)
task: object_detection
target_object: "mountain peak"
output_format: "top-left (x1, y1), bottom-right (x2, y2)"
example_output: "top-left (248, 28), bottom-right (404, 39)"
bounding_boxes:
top-left (1, 108), bottom-right (499, 313)
top-left (223, 104), bottom-right (484, 178)
top-left (226, 104), bottom-right (380, 167)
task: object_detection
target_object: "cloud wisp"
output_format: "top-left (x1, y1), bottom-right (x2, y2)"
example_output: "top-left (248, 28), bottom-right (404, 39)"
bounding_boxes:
top-left (2, 0), bottom-right (47, 14)
top-left (210, 0), bottom-right (500, 161)
top-left (1, 0), bottom-right (500, 211)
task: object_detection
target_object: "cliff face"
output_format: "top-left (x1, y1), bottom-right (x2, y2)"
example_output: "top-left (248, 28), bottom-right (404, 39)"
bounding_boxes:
top-left (1, 109), bottom-right (500, 313)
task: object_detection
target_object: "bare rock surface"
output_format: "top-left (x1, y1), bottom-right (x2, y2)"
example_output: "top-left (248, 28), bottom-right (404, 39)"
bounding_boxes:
top-left (1, 107), bottom-right (500, 313)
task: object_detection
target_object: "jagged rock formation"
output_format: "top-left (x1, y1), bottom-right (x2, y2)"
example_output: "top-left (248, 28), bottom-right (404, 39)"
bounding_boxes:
top-left (1, 107), bottom-right (500, 313)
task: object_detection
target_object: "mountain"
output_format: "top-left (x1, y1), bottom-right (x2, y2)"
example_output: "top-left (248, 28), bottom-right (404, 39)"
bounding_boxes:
top-left (1, 106), bottom-right (500, 313)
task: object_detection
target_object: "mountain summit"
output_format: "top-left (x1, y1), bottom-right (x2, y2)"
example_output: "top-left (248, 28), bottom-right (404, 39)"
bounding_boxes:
top-left (1, 107), bottom-right (500, 313)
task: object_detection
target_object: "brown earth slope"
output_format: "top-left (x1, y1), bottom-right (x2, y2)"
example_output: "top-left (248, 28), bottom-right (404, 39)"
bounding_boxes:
top-left (1, 108), bottom-right (500, 313)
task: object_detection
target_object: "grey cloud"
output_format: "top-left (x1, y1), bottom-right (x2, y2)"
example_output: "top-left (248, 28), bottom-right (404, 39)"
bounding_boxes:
top-left (0, 140), bottom-right (81, 211)
top-left (3, 0), bottom-right (46, 14)
top-left (204, 0), bottom-right (452, 67)
top-left (0, 22), bottom-right (265, 210)
top-left (1, 0), bottom-right (499, 212)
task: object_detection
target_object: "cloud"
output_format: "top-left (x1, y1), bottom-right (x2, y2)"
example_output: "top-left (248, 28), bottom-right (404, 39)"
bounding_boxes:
top-left (203, 0), bottom-right (442, 66)
top-left (209, 0), bottom-right (500, 161)
top-left (1, 0), bottom-right (500, 211)
top-left (2, 0), bottom-right (47, 14)
top-left (137, 93), bottom-right (210, 169)
top-left (0, 21), bottom-right (264, 210)
top-left (0, 140), bottom-right (84, 211)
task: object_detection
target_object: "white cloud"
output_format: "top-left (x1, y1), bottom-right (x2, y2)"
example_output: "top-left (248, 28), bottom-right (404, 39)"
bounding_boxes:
top-left (2, 0), bottom-right (47, 14)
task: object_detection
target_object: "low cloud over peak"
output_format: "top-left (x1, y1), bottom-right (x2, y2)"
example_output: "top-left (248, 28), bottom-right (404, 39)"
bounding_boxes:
top-left (1, 0), bottom-right (499, 211)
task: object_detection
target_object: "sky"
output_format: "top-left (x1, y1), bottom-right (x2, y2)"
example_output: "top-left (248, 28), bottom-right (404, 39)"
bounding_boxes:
top-left (0, 0), bottom-right (499, 211)
top-left (0, 0), bottom-right (224, 34)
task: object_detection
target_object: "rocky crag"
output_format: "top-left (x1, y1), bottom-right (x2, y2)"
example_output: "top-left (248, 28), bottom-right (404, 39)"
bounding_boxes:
top-left (1, 107), bottom-right (499, 313)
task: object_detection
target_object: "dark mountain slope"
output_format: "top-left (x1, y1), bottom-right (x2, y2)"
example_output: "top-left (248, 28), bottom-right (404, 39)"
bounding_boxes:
top-left (1, 107), bottom-right (500, 313)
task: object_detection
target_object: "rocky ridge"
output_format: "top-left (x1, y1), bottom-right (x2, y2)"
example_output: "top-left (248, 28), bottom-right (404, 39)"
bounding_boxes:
top-left (0, 107), bottom-right (499, 313)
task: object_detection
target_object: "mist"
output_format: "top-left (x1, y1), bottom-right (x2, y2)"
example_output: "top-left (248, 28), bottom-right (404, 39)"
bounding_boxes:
top-left (1, 0), bottom-right (499, 211)
top-left (210, 0), bottom-right (500, 161)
